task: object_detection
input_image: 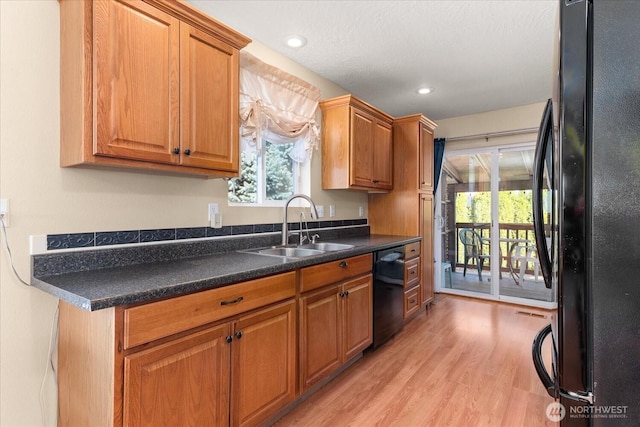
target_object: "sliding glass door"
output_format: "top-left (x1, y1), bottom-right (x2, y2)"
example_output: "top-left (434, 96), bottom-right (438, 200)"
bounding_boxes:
top-left (435, 145), bottom-right (556, 308)
top-left (437, 151), bottom-right (494, 297)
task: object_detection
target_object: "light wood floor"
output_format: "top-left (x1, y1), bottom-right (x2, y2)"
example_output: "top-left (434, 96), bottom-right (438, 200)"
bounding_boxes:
top-left (275, 295), bottom-right (558, 427)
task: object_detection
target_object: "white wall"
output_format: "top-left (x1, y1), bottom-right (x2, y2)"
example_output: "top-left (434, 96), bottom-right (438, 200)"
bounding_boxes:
top-left (0, 2), bottom-right (364, 425)
top-left (435, 102), bottom-right (547, 150)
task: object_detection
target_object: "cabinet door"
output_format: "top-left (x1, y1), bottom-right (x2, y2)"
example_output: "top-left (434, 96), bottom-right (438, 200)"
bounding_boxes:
top-left (230, 300), bottom-right (296, 427)
top-left (123, 324), bottom-right (231, 427)
top-left (94, 0), bottom-right (180, 164)
top-left (342, 274), bottom-right (373, 361)
top-left (180, 24), bottom-right (239, 172)
top-left (299, 285), bottom-right (341, 391)
top-left (372, 120), bottom-right (393, 189)
top-left (421, 195), bottom-right (435, 305)
top-left (350, 108), bottom-right (374, 187)
top-left (419, 123), bottom-right (435, 191)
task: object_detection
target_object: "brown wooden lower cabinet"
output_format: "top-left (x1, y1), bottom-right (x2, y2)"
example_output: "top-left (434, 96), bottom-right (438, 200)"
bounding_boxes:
top-left (299, 274), bottom-right (373, 391)
top-left (58, 271), bottom-right (297, 427)
top-left (124, 324), bottom-right (231, 426)
top-left (122, 299), bottom-right (296, 427)
top-left (230, 301), bottom-right (296, 426)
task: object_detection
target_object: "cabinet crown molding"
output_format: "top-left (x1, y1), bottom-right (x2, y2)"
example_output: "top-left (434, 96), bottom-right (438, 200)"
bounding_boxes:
top-left (144, 0), bottom-right (251, 49)
top-left (320, 94), bottom-right (394, 124)
top-left (393, 114), bottom-right (438, 130)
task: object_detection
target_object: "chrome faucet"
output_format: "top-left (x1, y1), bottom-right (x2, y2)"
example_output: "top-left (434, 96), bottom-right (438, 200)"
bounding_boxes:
top-left (282, 194), bottom-right (319, 246)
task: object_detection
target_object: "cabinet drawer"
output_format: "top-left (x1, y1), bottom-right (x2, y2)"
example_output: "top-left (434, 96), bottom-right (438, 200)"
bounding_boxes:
top-left (300, 254), bottom-right (372, 293)
top-left (124, 271), bottom-right (296, 349)
top-left (404, 287), bottom-right (420, 319)
top-left (404, 257), bottom-right (421, 289)
top-left (405, 242), bottom-right (421, 259)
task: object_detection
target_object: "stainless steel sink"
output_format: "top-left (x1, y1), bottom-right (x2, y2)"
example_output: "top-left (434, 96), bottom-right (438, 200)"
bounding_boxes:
top-left (258, 247), bottom-right (325, 258)
top-left (297, 242), bottom-right (355, 252)
top-left (239, 242), bottom-right (355, 259)
top-left (239, 245), bottom-right (325, 258)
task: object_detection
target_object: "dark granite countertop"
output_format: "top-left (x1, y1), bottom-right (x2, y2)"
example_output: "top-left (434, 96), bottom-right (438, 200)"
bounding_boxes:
top-left (32, 232), bottom-right (420, 311)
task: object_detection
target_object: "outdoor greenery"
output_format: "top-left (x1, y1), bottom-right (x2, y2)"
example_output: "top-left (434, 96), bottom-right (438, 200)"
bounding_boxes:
top-left (454, 190), bottom-right (542, 269)
top-left (228, 142), bottom-right (294, 203)
top-left (265, 143), bottom-right (294, 201)
top-left (228, 151), bottom-right (257, 203)
top-left (455, 190), bottom-right (534, 224)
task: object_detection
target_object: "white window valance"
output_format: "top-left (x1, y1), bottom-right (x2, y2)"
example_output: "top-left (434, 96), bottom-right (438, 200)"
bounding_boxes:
top-left (239, 52), bottom-right (321, 163)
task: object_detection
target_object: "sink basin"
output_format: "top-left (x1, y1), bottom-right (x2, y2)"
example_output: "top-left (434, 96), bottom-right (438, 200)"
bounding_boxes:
top-left (258, 247), bottom-right (325, 258)
top-left (239, 245), bottom-right (325, 258)
top-left (239, 242), bottom-right (355, 259)
top-left (297, 242), bottom-right (355, 252)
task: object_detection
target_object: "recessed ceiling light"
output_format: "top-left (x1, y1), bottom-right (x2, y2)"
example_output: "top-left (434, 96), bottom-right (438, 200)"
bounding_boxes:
top-left (284, 35), bottom-right (307, 48)
top-left (417, 87), bottom-right (433, 95)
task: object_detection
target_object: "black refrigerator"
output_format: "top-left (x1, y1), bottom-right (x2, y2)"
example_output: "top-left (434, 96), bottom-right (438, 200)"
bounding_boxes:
top-left (531, 0), bottom-right (640, 425)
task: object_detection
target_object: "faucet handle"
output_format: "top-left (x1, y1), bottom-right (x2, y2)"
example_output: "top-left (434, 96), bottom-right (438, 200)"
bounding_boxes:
top-left (311, 234), bottom-right (320, 244)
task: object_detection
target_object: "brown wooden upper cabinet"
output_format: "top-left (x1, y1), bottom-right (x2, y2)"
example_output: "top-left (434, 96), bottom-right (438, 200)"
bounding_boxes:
top-left (320, 95), bottom-right (394, 191)
top-left (60, 0), bottom-right (251, 177)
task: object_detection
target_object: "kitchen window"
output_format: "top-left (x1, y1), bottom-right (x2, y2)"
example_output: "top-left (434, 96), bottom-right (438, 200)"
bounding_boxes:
top-left (228, 52), bottom-right (319, 206)
top-left (228, 137), bottom-right (310, 205)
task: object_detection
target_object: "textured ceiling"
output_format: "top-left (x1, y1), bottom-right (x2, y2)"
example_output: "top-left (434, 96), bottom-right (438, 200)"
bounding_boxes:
top-left (188, 0), bottom-right (558, 121)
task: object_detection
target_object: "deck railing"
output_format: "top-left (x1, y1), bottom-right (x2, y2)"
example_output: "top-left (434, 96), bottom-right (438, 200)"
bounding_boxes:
top-left (453, 222), bottom-right (539, 275)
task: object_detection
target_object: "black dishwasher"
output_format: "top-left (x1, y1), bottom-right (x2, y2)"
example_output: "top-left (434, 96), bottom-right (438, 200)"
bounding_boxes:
top-left (371, 246), bottom-right (405, 349)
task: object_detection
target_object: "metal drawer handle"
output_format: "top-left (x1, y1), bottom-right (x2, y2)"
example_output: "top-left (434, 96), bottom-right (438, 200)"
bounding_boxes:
top-left (409, 298), bottom-right (416, 304)
top-left (220, 296), bottom-right (244, 306)
top-left (339, 261), bottom-right (348, 268)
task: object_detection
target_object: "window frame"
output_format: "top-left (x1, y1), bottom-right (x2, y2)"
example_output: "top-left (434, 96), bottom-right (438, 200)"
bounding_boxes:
top-left (227, 139), bottom-right (311, 208)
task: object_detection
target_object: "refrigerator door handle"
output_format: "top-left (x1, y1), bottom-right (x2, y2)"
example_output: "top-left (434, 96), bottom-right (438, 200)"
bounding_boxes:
top-left (532, 324), bottom-right (558, 398)
top-left (532, 324), bottom-right (595, 404)
top-left (532, 98), bottom-right (554, 289)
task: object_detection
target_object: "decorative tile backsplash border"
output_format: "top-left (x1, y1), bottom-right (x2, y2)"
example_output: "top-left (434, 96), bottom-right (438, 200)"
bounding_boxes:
top-left (46, 219), bottom-right (368, 251)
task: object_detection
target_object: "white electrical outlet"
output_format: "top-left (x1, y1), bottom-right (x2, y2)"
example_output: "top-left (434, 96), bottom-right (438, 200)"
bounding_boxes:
top-left (329, 205), bottom-right (336, 218)
top-left (316, 205), bottom-right (325, 218)
top-left (359, 206), bottom-right (364, 217)
top-left (208, 203), bottom-right (219, 220)
top-left (208, 203), bottom-right (220, 228)
top-left (0, 199), bottom-right (9, 227)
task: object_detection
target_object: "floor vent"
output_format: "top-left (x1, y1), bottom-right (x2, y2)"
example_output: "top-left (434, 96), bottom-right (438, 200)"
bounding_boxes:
top-left (516, 310), bottom-right (547, 319)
